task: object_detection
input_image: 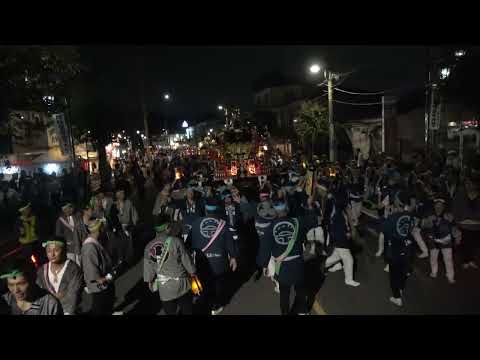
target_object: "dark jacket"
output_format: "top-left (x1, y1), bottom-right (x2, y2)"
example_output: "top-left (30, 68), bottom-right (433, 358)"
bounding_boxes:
top-left (191, 216), bottom-right (238, 275)
top-left (382, 211), bottom-right (415, 261)
top-left (265, 215), bottom-right (316, 285)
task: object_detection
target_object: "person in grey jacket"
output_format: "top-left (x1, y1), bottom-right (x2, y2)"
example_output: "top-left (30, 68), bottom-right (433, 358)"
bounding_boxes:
top-left (1, 258), bottom-right (63, 315)
top-left (144, 216), bottom-right (196, 315)
top-left (36, 237), bottom-right (83, 314)
top-left (55, 203), bottom-right (81, 266)
top-left (81, 219), bottom-right (115, 315)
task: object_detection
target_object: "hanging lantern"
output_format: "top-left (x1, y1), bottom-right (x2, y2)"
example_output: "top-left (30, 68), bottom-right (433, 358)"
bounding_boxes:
top-left (191, 275), bottom-right (203, 296)
top-left (175, 168), bottom-right (182, 180)
top-left (248, 160), bottom-right (257, 175)
top-left (230, 162), bottom-right (238, 176)
top-left (329, 167), bottom-right (337, 177)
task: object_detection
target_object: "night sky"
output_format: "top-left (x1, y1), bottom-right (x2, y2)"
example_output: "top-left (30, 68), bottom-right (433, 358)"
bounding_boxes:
top-left (82, 45), bottom-right (438, 129)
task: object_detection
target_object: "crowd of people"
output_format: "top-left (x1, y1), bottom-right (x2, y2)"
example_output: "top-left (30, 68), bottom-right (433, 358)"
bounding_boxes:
top-left (1, 145), bottom-right (480, 315)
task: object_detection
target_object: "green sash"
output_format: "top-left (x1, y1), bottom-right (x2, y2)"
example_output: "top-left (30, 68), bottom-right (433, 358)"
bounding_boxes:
top-left (275, 218), bottom-right (299, 276)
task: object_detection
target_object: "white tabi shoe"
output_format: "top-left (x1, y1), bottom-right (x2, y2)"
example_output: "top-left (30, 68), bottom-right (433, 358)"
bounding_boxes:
top-left (274, 283), bottom-right (280, 293)
top-left (429, 272), bottom-right (437, 279)
top-left (384, 264), bottom-right (389, 272)
top-left (328, 263), bottom-right (343, 273)
top-left (418, 252), bottom-right (429, 259)
top-left (389, 297), bottom-right (403, 307)
top-left (345, 280), bottom-right (360, 287)
top-left (447, 278), bottom-right (456, 284)
top-left (469, 261), bottom-right (479, 269)
top-left (211, 307), bottom-right (224, 316)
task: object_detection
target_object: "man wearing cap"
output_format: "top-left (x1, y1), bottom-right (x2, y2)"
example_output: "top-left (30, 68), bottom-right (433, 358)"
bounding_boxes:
top-left (324, 187), bottom-right (361, 288)
top-left (16, 203), bottom-right (38, 247)
top-left (421, 198), bottom-right (458, 284)
top-left (36, 236), bottom-right (83, 314)
top-left (382, 190), bottom-right (416, 307)
top-left (262, 192), bottom-right (316, 315)
top-left (55, 203), bottom-right (81, 266)
top-left (143, 216), bottom-right (196, 315)
top-left (453, 176), bottom-right (480, 269)
top-left (1, 258), bottom-right (63, 315)
top-left (81, 219), bottom-right (115, 315)
top-left (176, 185), bottom-right (204, 243)
top-left (190, 197), bottom-right (238, 315)
top-left (111, 188), bottom-right (138, 263)
top-left (254, 190), bottom-right (277, 287)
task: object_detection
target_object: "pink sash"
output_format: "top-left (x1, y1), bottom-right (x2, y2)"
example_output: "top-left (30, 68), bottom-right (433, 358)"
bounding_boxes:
top-left (202, 219), bottom-right (226, 252)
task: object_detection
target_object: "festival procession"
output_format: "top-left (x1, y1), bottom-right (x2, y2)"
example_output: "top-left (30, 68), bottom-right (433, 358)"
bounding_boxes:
top-left (1, 45), bottom-right (480, 315)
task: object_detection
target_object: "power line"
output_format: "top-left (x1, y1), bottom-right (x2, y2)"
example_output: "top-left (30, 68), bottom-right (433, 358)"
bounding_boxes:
top-left (333, 99), bottom-right (383, 106)
top-left (334, 87), bottom-right (396, 95)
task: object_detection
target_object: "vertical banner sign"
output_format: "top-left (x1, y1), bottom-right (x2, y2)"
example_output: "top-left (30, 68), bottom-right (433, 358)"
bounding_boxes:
top-left (382, 96), bottom-right (397, 155)
top-left (52, 113), bottom-right (71, 156)
top-left (305, 169), bottom-right (314, 196)
top-left (429, 87), bottom-right (441, 130)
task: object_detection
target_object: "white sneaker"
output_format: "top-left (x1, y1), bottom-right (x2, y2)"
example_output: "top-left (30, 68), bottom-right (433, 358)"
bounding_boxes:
top-left (469, 261), bottom-right (479, 269)
top-left (429, 272), bottom-right (437, 279)
top-left (418, 252), bottom-right (429, 259)
top-left (375, 250), bottom-right (383, 258)
top-left (328, 263), bottom-right (343, 273)
top-left (345, 280), bottom-right (360, 287)
top-left (384, 264), bottom-right (389, 272)
top-left (298, 313), bottom-right (311, 315)
top-left (211, 307), bottom-right (224, 316)
top-left (447, 278), bottom-right (456, 284)
top-left (390, 297), bottom-right (403, 307)
top-left (463, 263), bottom-right (471, 269)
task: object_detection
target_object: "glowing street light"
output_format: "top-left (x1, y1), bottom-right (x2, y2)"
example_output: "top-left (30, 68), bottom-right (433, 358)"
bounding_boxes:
top-left (455, 49), bottom-right (466, 58)
top-left (309, 64), bottom-right (321, 74)
top-left (164, 93), bottom-right (170, 100)
top-left (182, 121), bottom-right (189, 128)
top-left (218, 105), bottom-right (223, 111)
top-left (209, 128), bottom-right (213, 132)
top-left (137, 130), bottom-right (140, 134)
top-left (440, 67), bottom-right (451, 80)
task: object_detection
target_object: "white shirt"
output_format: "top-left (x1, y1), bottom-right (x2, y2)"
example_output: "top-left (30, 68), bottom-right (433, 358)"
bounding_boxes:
top-left (48, 260), bottom-right (70, 293)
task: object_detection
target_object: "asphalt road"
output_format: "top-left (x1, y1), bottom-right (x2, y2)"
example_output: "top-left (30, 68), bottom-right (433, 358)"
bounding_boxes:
top-left (108, 213), bottom-right (480, 315)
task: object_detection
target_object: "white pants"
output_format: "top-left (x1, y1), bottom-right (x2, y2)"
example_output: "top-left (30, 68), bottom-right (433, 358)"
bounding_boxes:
top-left (412, 227), bottom-right (429, 255)
top-left (430, 248), bottom-right (455, 281)
top-left (377, 232), bottom-right (384, 254)
top-left (306, 226), bottom-right (325, 255)
top-left (348, 202), bottom-right (362, 227)
top-left (325, 248), bottom-right (355, 283)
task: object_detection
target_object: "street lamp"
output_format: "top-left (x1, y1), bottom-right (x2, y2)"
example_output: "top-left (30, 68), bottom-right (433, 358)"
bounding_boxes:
top-left (455, 49), bottom-right (466, 58)
top-left (137, 130), bottom-right (140, 134)
top-left (164, 93), bottom-right (170, 101)
top-left (309, 64), bottom-right (321, 74)
top-left (309, 63), bottom-right (337, 162)
top-left (218, 105), bottom-right (223, 111)
top-left (182, 121), bottom-right (189, 128)
top-left (440, 67), bottom-right (451, 80)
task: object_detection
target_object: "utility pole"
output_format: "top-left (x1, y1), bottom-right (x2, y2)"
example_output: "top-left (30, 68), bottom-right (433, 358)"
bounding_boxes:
top-left (64, 96), bottom-right (76, 169)
top-left (424, 47), bottom-right (431, 157)
top-left (327, 71), bottom-right (336, 162)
